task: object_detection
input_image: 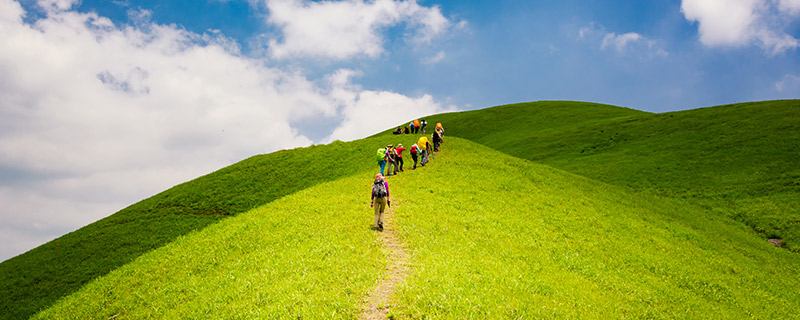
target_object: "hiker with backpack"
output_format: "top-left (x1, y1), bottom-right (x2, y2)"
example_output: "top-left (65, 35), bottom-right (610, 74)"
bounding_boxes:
top-left (370, 174), bottom-right (390, 231)
top-left (420, 119), bottom-right (427, 134)
top-left (417, 136), bottom-right (430, 166)
top-left (432, 130), bottom-right (442, 152)
top-left (410, 143), bottom-right (420, 169)
top-left (413, 119), bottom-right (420, 134)
top-left (385, 145), bottom-right (398, 176)
top-left (395, 144), bottom-right (406, 172)
top-left (376, 146), bottom-right (387, 175)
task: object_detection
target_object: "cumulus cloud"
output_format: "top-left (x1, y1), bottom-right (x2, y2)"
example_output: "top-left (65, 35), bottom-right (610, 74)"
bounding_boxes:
top-left (321, 69), bottom-right (456, 142)
top-left (263, 0), bottom-right (451, 60)
top-left (0, 0), bottom-right (456, 261)
top-left (681, 0), bottom-right (800, 54)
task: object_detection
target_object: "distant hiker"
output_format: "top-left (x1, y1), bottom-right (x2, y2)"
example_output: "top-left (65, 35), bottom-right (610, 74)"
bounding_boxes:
top-left (435, 122), bottom-right (444, 136)
top-left (413, 119), bottom-right (420, 134)
top-left (395, 144), bottom-right (406, 172)
top-left (432, 130), bottom-right (442, 152)
top-left (376, 146), bottom-right (387, 175)
top-left (392, 127), bottom-right (402, 135)
top-left (420, 119), bottom-right (427, 134)
top-left (410, 143), bottom-right (420, 169)
top-left (370, 174), bottom-right (390, 231)
top-left (409, 121), bottom-right (416, 133)
top-left (385, 145), bottom-right (398, 176)
top-left (417, 136), bottom-right (430, 166)
top-left (403, 126), bottom-right (410, 134)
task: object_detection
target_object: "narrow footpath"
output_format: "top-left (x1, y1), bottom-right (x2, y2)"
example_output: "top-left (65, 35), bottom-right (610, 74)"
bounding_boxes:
top-left (360, 202), bottom-right (410, 319)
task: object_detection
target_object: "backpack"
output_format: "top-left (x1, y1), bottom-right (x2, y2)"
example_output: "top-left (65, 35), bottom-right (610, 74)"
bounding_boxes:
top-left (376, 148), bottom-right (386, 162)
top-left (372, 179), bottom-right (387, 198)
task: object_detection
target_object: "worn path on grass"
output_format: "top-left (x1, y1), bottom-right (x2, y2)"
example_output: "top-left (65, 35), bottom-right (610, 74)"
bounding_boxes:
top-left (360, 198), bottom-right (410, 320)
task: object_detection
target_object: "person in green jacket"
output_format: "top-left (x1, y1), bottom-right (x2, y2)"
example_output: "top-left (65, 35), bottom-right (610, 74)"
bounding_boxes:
top-left (376, 147), bottom-right (387, 175)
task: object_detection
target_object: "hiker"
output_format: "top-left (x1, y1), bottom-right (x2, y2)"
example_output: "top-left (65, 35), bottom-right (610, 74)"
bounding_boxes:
top-left (413, 119), bottom-right (420, 134)
top-left (385, 145), bottom-right (398, 176)
top-left (370, 174), bottom-right (390, 231)
top-left (435, 122), bottom-right (444, 136)
top-left (417, 136), bottom-right (430, 166)
top-left (392, 127), bottom-right (402, 135)
top-left (409, 121), bottom-right (416, 133)
top-left (432, 130), bottom-right (442, 152)
top-left (376, 146), bottom-right (387, 175)
top-left (403, 126), bottom-right (409, 134)
top-left (410, 143), bottom-right (420, 169)
top-left (420, 119), bottom-right (427, 134)
top-left (395, 143), bottom-right (406, 172)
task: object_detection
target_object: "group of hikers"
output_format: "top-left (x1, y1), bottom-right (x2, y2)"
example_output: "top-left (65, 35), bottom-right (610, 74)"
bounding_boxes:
top-left (392, 119), bottom-right (427, 135)
top-left (371, 121), bottom-right (445, 231)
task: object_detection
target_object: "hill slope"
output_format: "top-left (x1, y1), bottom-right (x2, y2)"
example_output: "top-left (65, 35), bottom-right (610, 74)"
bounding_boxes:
top-left (35, 137), bottom-right (800, 318)
top-left (425, 100), bottom-right (800, 251)
top-left (0, 138), bottom-right (381, 320)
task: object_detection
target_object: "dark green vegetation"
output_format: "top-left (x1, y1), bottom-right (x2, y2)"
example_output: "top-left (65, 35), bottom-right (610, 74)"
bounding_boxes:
top-left (426, 100), bottom-right (800, 251)
top-left (2, 100), bottom-right (798, 319)
top-left (0, 139), bottom-right (380, 320)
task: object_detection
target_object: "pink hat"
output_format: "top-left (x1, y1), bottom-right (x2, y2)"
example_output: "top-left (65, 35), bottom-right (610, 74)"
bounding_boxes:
top-left (375, 174), bottom-right (384, 179)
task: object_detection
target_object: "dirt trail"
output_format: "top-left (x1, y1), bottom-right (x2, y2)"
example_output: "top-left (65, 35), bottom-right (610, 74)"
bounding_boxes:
top-left (360, 205), bottom-right (410, 320)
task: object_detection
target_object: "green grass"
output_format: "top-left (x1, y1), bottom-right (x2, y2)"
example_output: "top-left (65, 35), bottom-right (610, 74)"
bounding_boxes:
top-left (0, 138), bottom-right (388, 320)
top-left (33, 174), bottom-right (387, 319)
top-left (426, 100), bottom-right (800, 251)
top-left (5, 99), bottom-right (799, 318)
top-left (34, 137), bottom-right (800, 319)
top-left (390, 138), bottom-right (800, 318)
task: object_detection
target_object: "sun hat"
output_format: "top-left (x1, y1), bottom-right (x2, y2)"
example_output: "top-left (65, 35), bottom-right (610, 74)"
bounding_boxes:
top-left (376, 174), bottom-right (384, 179)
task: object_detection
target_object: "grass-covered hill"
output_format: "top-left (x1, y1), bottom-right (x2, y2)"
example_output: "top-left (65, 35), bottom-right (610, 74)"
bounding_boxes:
top-left (1, 99), bottom-right (798, 319)
top-left (0, 138), bottom-right (384, 319)
top-left (424, 100), bottom-right (800, 251)
top-left (30, 137), bottom-right (800, 318)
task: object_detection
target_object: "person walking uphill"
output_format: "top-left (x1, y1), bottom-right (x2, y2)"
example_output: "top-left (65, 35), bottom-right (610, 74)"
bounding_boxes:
top-left (376, 146), bottom-right (387, 176)
top-left (370, 174), bottom-right (390, 231)
top-left (410, 144), bottom-right (420, 169)
top-left (417, 136), bottom-right (430, 166)
top-left (385, 145), bottom-right (398, 176)
top-left (395, 144), bottom-right (406, 172)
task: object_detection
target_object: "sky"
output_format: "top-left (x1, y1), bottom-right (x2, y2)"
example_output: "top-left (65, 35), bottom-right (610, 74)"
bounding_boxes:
top-left (1, 0), bottom-right (799, 262)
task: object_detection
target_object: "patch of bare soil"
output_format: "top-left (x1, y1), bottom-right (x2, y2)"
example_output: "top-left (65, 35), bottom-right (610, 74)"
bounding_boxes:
top-left (768, 238), bottom-right (785, 247)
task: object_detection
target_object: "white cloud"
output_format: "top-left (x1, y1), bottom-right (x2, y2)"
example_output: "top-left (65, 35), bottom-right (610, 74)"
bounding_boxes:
top-left (422, 50), bottom-right (446, 64)
top-left (263, 0), bottom-right (451, 60)
top-left (601, 32), bottom-right (642, 52)
top-left (321, 69), bottom-right (456, 142)
top-left (775, 74), bottom-right (800, 92)
top-left (580, 24), bottom-right (667, 57)
top-left (780, 0), bottom-right (800, 14)
top-left (681, 0), bottom-right (800, 54)
top-left (0, 0), bottom-right (457, 261)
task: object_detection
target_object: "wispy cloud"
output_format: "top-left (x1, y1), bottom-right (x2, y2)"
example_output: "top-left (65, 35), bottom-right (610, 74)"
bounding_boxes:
top-left (580, 24), bottom-right (668, 57)
top-left (422, 50), bottom-right (446, 64)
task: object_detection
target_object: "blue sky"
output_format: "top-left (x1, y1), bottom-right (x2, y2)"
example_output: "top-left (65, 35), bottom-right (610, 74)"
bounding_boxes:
top-left (1, 0), bottom-right (798, 261)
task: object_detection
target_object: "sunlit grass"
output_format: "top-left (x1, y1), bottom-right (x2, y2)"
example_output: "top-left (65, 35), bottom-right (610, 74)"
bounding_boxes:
top-left (34, 174), bottom-right (387, 319)
top-left (390, 138), bottom-right (800, 318)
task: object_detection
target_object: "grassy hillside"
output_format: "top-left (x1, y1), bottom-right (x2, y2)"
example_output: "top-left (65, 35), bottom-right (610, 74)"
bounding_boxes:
top-left (426, 100), bottom-right (800, 251)
top-left (35, 137), bottom-right (800, 318)
top-left (0, 138), bottom-right (384, 320)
